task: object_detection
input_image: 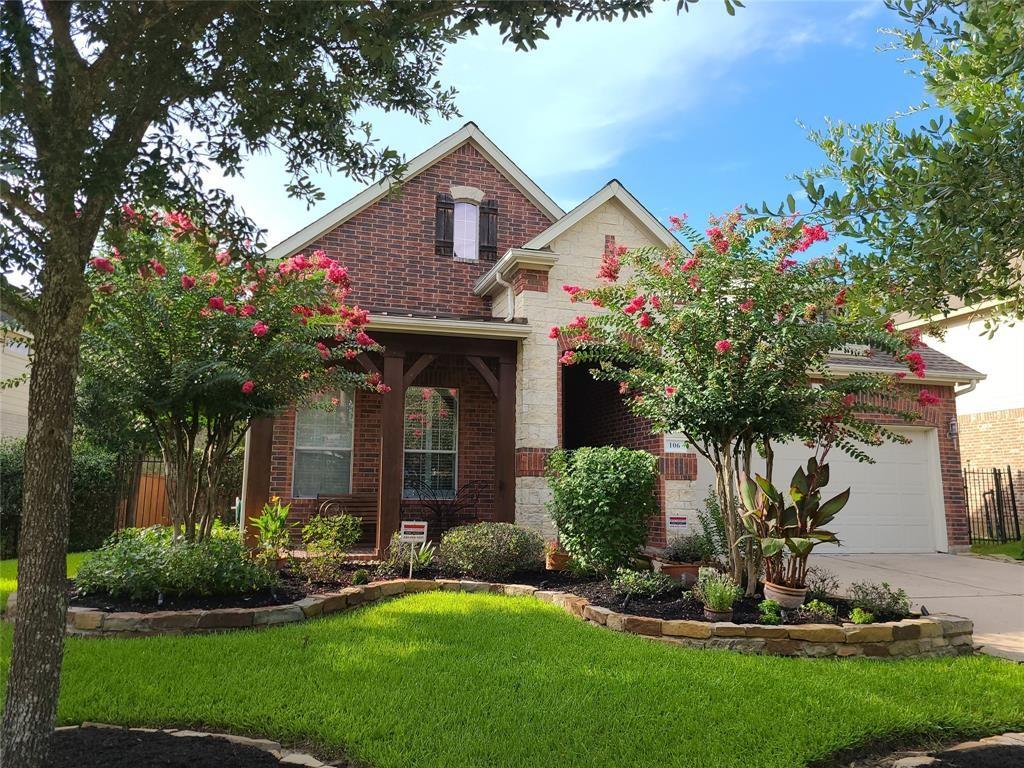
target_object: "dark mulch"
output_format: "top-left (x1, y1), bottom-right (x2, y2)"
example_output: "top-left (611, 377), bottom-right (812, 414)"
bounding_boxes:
top-left (68, 580), bottom-right (306, 614)
top-left (935, 745), bottom-right (1024, 767)
top-left (51, 728), bottom-right (282, 768)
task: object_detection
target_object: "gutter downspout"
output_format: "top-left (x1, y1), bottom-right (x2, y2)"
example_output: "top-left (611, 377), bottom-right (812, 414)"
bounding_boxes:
top-left (493, 269), bottom-right (515, 322)
top-left (953, 380), bottom-right (978, 397)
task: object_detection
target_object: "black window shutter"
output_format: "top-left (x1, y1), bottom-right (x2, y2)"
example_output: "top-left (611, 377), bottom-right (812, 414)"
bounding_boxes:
top-left (479, 199), bottom-right (498, 262)
top-left (435, 194), bottom-right (454, 256)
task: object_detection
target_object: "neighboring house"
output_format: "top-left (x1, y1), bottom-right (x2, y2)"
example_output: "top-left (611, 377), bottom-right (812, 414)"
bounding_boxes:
top-left (0, 312), bottom-right (31, 439)
top-left (242, 122), bottom-right (984, 556)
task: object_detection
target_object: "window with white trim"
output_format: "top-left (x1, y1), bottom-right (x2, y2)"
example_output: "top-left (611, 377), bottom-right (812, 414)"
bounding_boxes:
top-left (292, 390), bottom-right (354, 498)
top-left (403, 386), bottom-right (458, 498)
top-left (453, 201), bottom-right (479, 260)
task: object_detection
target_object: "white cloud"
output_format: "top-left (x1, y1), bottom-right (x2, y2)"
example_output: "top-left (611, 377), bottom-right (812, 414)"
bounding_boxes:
top-left (211, 3), bottom-right (822, 246)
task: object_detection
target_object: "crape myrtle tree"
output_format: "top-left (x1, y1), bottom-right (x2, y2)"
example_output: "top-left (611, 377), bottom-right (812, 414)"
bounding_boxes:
top-left (0, 2), bottom-right (743, 764)
top-left (81, 209), bottom-right (385, 541)
top-left (793, 0), bottom-right (1024, 320)
top-left (553, 212), bottom-right (934, 591)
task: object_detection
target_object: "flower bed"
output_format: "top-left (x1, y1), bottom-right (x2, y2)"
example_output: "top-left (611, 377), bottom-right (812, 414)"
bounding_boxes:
top-left (4, 579), bottom-right (974, 658)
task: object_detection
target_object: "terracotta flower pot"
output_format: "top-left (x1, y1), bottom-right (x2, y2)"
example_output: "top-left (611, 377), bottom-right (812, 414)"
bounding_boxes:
top-left (545, 548), bottom-right (571, 571)
top-left (764, 581), bottom-right (808, 609)
top-left (703, 607), bottom-right (733, 622)
top-left (652, 559), bottom-right (702, 586)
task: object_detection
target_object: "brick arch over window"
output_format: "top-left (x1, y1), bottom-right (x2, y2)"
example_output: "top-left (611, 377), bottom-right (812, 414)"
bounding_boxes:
top-left (301, 143), bottom-right (552, 319)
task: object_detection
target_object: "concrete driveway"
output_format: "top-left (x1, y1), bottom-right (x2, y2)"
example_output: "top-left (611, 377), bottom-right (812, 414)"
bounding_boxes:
top-left (818, 553), bottom-right (1024, 661)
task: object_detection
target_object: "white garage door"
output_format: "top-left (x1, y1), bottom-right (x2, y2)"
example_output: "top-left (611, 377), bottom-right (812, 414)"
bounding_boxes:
top-left (758, 428), bottom-right (945, 553)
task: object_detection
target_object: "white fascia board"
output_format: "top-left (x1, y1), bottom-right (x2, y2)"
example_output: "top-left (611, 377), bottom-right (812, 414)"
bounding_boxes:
top-left (522, 180), bottom-right (679, 251)
top-left (367, 314), bottom-right (531, 339)
top-left (267, 123), bottom-right (564, 260)
top-left (474, 249), bottom-right (559, 296)
top-left (896, 298), bottom-right (1014, 330)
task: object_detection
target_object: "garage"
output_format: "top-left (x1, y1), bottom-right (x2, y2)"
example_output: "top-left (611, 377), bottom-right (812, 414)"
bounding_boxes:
top-left (693, 427), bottom-right (948, 554)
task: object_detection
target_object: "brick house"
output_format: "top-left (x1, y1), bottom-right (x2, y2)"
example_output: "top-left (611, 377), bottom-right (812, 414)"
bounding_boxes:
top-left (242, 123), bottom-right (984, 556)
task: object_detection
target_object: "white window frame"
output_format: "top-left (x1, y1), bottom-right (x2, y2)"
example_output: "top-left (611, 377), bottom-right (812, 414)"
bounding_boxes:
top-left (452, 201), bottom-right (479, 261)
top-left (291, 389), bottom-right (355, 499)
top-left (403, 387), bottom-right (459, 499)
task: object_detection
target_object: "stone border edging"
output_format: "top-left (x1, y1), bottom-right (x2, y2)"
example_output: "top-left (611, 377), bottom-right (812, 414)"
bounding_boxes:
top-left (58, 722), bottom-right (338, 767)
top-left (5, 579), bottom-right (974, 658)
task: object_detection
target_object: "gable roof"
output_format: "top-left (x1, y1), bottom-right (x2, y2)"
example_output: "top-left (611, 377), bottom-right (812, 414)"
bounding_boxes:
top-left (267, 122), bottom-right (564, 260)
top-left (826, 344), bottom-right (984, 385)
top-left (521, 179), bottom-right (679, 251)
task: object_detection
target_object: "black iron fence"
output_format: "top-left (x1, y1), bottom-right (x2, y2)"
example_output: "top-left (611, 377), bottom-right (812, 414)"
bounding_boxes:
top-left (114, 455), bottom-right (170, 530)
top-left (964, 466), bottom-right (1021, 544)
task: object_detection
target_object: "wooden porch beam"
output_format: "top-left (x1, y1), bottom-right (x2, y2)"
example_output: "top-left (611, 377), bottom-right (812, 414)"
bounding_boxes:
top-left (242, 417), bottom-right (274, 548)
top-left (466, 355), bottom-right (499, 398)
top-left (376, 351), bottom-right (405, 553)
top-left (355, 352), bottom-right (380, 377)
top-left (402, 353), bottom-right (436, 388)
top-left (495, 359), bottom-right (516, 522)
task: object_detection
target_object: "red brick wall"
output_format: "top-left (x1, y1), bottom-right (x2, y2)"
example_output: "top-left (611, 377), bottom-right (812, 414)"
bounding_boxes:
top-left (515, 447), bottom-right (553, 477)
top-left (856, 383), bottom-right (969, 548)
top-left (957, 407), bottom-right (1024, 472)
top-left (298, 142), bottom-right (553, 319)
top-left (269, 355), bottom-right (499, 541)
top-left (510, 268), bottom-right (549, 294)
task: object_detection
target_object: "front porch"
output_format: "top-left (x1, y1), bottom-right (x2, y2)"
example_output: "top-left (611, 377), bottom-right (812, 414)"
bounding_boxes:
top-left (243, 325), bottom-right (521, 556)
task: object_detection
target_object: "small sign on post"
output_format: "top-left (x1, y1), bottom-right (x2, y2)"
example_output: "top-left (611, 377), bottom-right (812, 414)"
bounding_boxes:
top-left (399, 521), bottom-right (428, 578)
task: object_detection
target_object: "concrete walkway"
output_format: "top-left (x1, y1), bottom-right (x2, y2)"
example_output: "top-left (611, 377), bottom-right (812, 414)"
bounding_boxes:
top-left (818, 553), bottom-right (1024, 661)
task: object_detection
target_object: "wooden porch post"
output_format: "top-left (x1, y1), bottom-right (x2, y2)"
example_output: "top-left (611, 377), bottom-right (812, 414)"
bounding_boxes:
top-left (242, 416), bottom-right (273, 548)
top-left (377, 350), bottom-right (405, 552)
top-left (495, 358), bottom-right (516, 523)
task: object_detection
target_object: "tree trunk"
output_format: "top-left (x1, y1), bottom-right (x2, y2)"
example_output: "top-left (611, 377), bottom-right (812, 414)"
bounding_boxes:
top-left (2, 244), bottom-right (90, 768)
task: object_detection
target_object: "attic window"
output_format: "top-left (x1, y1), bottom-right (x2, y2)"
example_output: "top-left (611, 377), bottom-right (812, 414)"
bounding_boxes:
top-left (436, 187), bottom-right (496, 261)
top-left (453, 201), bottom-right (479, 260)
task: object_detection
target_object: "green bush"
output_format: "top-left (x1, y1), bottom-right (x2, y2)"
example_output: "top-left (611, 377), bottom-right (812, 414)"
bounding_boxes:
top-left (610, 567), bottom-right (675, 598)
top-left (75, 526), bottom-right (274, 601)
top-left (798, 599), bottom-right (837, 623)
top-left (696, 487), bottom-right (730, 566)
top-left (375, 532), bottom-right (437, 579)
top-left (849, 580), bottom-right (911, 622)
top-left (663, 532), bottom-right (712, 564)
top-left (0, 437), bottom-right (120, 558)
top-left (693, 567), bottom-right (741, 612)
top-left (850, 607), bottom-right (875, 625)
top-left (298, 513), bottom-right (362, 583)
top-left (546, 447), bottom-right (659, 573)
top-left (440, 522), bottom-right (543, 581)
top-left (758, 599), bottom-right (782, 625)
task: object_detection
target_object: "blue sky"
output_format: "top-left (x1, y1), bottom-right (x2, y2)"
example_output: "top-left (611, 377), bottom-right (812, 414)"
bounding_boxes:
top-left (213, 0), bottom-right (927, 247)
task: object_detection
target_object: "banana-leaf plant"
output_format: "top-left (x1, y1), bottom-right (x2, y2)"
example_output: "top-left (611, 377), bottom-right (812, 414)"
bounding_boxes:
top-left (738, 457), bottom-right (849, 589)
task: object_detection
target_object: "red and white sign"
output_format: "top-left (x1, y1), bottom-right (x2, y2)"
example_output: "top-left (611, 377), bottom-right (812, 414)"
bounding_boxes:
top-left (399, 521), bottom-right (428, 544)
top-left (666, 514), bottom-right (689, 536)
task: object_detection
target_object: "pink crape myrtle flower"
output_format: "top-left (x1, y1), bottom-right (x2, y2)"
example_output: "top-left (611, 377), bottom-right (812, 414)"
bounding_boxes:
top-left (240, 304), bottom-right (256, 317)
top-left (664, 385), bottom-right (677, 396)
top-left (207, 296), bottom-right (225, 311)
top-left (250, 321), bottom-right (269, 337)
top-left (637, 312), bottom-right (652, 328)
top-left (89, 257), bottom-right (114, 273)
top-left (738, 298), bottom-right (754, 313)
top-left (558, 350), bottom-right (576, 366)
top-left (241, 380), bottom-right (255, 394)
top-left (917, 389), bottom-right (941, 407)
top-left (715, 339), bottom-right (732, 353)
top-left (215, 251), bottom-right (232, 267)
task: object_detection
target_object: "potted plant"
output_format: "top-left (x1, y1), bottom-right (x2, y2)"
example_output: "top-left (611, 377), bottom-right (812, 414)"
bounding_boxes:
top-left (545, 539), bottom-right (571, 571)
top-left (249, 496), bottom-right (294, 572)
top-left (739, 456), bottom-right (848, 608)
top-left (694, 566), bottom-right (741, 622)
top-left (652, 532), bottom-right (711, 586)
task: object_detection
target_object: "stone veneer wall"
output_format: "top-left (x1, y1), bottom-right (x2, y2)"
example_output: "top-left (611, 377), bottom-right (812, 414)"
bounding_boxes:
top-left (15, 580), bottom-right (973, 660)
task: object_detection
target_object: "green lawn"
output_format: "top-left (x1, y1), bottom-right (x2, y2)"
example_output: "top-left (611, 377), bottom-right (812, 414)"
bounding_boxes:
top-left (2, 592), bottom-right (1022, 768)
top-left (970, 539), bottom-right (1024, 560)
top-left (0, 552), bottom-right (90, 610)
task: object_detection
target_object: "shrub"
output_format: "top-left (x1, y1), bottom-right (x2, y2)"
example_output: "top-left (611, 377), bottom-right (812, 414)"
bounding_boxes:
top-left (440, 522), bottom-right (543, 581)
top-left (1, 437), bottom-right (120, 558)
top-left (375, 532), bottom-right (436, 579)
top-left (850, 607), bottom-right (875, 625)
top-left (250, 497), bottom-right (293, 564)
top-left (663, 532), bottom-right (712, 564)
top-left (610, 568), bottom-right (675, 599)
top-left (693, 567), bottom-right (741, 612)
top-left (75, 526), bottom-right (274, 601)
top-left (298, 513), bottom-right (362, 583)
top-left (351, 568), bottom-right (370, 585)
top-left (798, 599), bottom-right (837, 623)
top-left (758, 599), bottom-right (782, 625)
top-left (546, 447), bottom-right (659, 573)
top-left (696, 488), bottom-right (730, 567)
top-left (805, 566), bottom-right (841, 602)
top-left (849, 580), bottom-right (911, 622)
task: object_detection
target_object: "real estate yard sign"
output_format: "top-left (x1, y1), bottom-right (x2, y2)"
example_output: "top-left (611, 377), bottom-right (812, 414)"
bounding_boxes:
top-left (399, 521), bottom-right (428, 578)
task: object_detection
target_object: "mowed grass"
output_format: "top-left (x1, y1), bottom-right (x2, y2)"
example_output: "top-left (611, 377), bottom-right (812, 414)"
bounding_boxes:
top-left (0, 552), bottom-right (90, 610)
top-left (971, 539), bottom-right (1024, 560)
top-left (2, 592), bottom-right (1023, 768)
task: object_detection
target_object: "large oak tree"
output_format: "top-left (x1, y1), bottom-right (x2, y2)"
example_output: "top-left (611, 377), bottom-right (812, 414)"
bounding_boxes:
top-left (0, 2), bottom-right (737, 765)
